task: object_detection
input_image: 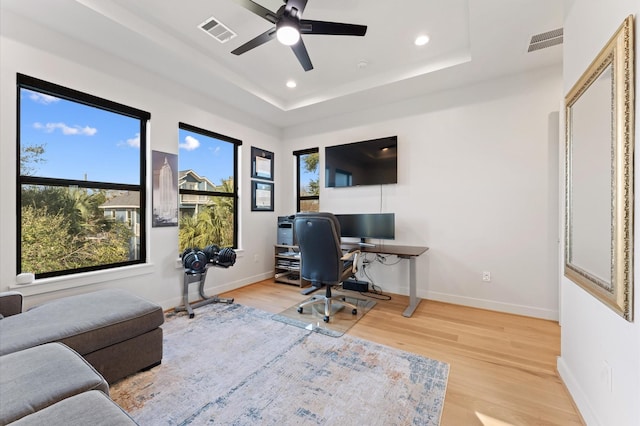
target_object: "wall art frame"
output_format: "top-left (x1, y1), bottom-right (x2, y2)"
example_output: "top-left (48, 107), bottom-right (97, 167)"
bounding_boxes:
top-left (251, 146), bottom-right (274, 181)
top-left (564, 15), bottom-right (635, 321)
top-left (251, 180), bottom-right (274, 212)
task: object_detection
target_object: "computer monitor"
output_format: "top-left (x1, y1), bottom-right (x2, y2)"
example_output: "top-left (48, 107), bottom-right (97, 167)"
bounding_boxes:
top-left (335, 213), bottom-right (395, 246)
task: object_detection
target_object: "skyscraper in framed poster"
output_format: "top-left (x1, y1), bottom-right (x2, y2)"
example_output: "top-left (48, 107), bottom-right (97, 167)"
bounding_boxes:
top-left (152, 150), bottom-right (178, 226)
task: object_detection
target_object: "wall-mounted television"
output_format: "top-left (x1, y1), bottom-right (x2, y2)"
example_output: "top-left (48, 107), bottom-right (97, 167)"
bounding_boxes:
top-left (325, 136), bottom-right (397, 188)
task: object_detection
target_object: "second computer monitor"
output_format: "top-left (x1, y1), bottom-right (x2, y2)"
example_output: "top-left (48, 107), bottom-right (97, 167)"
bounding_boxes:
top-left (335, 213), bottom-right (395, 245)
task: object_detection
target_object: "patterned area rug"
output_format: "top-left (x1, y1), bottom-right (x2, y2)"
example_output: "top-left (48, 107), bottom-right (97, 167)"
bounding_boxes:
top-left (110, 303), bottom-right (449, 425)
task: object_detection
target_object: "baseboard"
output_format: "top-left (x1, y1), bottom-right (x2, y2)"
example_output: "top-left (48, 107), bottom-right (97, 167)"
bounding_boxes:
top-left (161, 271), bottom-right (273, 310)
top-left (424, 290), bottom-right (559, 320)
top-left (557, 356), bottom-right (598, 426)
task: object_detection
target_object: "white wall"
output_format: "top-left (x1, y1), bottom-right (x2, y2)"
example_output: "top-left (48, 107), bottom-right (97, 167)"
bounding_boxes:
top-left (558, 1), bottom-right (640, 425)
top-left (282, 66), bottom-right (563, 320)
top-left (0, 12), bottom-right (284, 310)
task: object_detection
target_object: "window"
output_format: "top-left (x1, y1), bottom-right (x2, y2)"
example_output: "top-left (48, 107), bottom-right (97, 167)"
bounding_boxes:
top-left (178, 123), bottom-right (240, 251)
top-left (17, 74), bottom-right (150, 278)
top-left (294, 148), bottom-right (319, 212)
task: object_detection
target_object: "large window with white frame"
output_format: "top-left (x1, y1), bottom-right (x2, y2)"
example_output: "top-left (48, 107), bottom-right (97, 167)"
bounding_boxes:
top-left (17, 74), bottom-right (150, 279)
top-left (178, 122), bottom-right (241, 251)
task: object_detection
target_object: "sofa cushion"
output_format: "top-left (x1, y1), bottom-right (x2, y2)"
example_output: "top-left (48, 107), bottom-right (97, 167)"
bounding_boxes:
top-left (0, 342), bottom-right (109, 424)
top-left (7, 390), bottom-right (138, 426)
top-left (0, 289), bottom-right (164, 357)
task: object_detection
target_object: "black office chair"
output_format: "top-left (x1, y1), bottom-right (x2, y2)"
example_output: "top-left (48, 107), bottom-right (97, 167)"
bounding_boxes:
top-left (294, 212), bottom-right (360, 323)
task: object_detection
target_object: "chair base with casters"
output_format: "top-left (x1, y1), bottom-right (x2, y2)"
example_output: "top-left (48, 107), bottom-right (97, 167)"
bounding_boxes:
top-left (294, 212), bottom-right (361, 323)
top-left (297, 284), bottom-right (358, 323)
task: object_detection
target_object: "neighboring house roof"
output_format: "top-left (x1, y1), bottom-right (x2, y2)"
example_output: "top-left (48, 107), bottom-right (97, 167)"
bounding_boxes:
top-left (99, 192), bottom-right (139, 209)
top-left (178, 169), bottom-right (216, 189)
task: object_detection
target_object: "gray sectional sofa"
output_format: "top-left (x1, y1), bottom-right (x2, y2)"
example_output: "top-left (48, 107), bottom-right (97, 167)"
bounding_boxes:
top-left (0, 343), bottom-right (137, 425)
top-left (0, 288), bottom-right (165, 425)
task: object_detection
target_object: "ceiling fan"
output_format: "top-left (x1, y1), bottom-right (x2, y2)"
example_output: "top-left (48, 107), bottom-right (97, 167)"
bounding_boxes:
top-left (231, 0), bottom-right (367, 71)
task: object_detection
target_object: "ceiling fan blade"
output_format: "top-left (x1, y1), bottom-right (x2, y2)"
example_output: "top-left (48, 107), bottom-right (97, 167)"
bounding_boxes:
top-left (285, 0), bottom-right (309, 17)
top-left (231, 28), bottom-right (277, 55)
top-left (300, 20), bottom-right (367, 36)
top-left (291, 38), bottom-right (313, 71)
top-left (231, 0), bottom-right (278, 24)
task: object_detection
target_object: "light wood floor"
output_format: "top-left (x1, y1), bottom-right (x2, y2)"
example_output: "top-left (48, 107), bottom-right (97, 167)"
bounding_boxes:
top-left (221, 279), bottom-right (583, 426)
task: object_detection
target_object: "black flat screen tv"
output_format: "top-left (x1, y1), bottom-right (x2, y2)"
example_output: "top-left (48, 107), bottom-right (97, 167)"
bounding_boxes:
top-left (325, 136), bottom-right (397, 187)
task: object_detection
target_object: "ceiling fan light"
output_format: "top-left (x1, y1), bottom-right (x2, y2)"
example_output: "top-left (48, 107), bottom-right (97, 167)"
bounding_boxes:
top-left (415, 35), bottom-right (430, 46)
top-left (276, 24), bottom-right (300, 45)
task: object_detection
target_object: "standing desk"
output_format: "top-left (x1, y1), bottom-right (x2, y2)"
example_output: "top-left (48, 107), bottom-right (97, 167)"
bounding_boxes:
top-left (341, 243), bottom-right (429, 317)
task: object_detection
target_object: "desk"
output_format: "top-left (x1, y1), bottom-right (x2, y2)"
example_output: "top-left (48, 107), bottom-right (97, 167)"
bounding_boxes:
top-left (341, 243), bottom-right (429, 317)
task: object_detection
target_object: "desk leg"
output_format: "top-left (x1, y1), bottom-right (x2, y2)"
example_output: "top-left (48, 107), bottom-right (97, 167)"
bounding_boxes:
top-left (402, 256), bottom-right (421, 317)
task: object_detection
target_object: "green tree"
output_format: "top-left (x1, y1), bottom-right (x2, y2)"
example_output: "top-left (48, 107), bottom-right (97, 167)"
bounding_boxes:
top-left (20, 188), bottom-right (134, 275)
top-left (20, 144), bottom-right (46, 176)
top-left (179, 177), bottom-right (235, 251)
top-left (303, 152), bottom-right (319, 196)
top-left (21, 205), bottom-right (77, 274)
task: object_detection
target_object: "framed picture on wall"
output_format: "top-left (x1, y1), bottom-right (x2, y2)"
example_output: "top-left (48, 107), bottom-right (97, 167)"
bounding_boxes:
top-left (251, 146), bottom-right (274, 181)
top-left (251, 180), bottom-right (274, 211)
top-left (151, 150), bottom-right (178, 227)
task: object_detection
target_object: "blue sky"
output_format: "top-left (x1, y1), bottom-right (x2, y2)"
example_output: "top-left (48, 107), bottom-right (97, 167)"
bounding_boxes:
top-left (20, 89), bottom-right (141, 184)
top-left (178, 128), bottom-right (234, 185)
top-left (20, 88), bottom-right (234, 187)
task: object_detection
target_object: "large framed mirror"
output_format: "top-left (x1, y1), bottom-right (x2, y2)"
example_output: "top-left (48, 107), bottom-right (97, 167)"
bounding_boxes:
top-left (565, 15), bottom-right (635, 321)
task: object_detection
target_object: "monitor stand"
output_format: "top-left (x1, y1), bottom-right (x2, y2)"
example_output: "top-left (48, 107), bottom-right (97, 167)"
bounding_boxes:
top-left (358, 238), bottom-right (375, 248)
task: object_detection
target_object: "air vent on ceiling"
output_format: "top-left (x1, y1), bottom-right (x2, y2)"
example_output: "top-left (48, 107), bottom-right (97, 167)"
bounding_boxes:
top-left (528, 28), bottom-right (563, 52)
top-left (199, 16), bottom-right (237, 44)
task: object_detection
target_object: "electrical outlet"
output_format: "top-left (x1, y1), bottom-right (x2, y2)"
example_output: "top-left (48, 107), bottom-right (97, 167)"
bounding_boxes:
top-left (482, 271), bottom-right (491, 282)
top-left (253, 254), bottom-right (259, 263)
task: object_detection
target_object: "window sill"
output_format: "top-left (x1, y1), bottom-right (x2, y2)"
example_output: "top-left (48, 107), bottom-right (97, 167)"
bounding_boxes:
top-left (10, 263), bottom-right (156, 297)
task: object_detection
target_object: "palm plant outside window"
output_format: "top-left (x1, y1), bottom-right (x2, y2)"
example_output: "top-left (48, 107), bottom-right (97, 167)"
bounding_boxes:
top-left (178, 123), bottom-right (240, 251)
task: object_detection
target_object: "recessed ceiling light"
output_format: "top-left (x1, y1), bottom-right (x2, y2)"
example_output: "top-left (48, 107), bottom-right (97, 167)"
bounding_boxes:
top-left (415, 35), bottom-right (430, 46)
top-left (286, 80), bottom-right (297, 88)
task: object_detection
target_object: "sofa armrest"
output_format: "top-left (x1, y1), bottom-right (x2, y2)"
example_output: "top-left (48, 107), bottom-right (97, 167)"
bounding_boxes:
top-left (0, 291), bottom-right (23, 317)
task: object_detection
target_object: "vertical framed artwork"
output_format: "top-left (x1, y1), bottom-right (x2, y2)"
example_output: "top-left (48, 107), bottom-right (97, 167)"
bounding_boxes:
top-left (251, 146), bottom-right (274, 181)
top-left (152, 150), bottom-right (179, 227)
top-left (251, 180), bottom-right (274, 211)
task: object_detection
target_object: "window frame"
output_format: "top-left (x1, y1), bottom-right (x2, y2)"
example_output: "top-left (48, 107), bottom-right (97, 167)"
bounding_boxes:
top-left (16, 73), bottom-right (150, 279)
top-left (294, 148), bottom-right (320, 213)
top-left (178, 122), bottom-right (241, 249)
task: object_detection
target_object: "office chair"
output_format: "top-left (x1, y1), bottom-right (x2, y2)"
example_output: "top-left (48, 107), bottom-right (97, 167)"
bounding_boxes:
top-left (294, 212), bottom-right (360, 323)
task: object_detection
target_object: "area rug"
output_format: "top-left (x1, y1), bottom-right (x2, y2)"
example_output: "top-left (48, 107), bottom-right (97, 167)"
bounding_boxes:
top-left (272, 291), bottom-right (376, 337)
top-left (110, 303), bottom-right (449, 425)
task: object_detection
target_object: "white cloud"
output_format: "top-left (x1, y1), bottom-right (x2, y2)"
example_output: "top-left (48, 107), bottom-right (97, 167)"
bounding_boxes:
top-left (33, 122), bottom-right (97, 136)
top-left (25, 90), bottom-right (60, 105)
top-left (127, 133), bottom-right (140, 148)
top-left (179, 135), bottom-right (200, 151)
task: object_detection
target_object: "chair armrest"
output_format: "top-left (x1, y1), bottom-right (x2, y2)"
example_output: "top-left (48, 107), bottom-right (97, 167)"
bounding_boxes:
top-left (341, 250), bottom-right (360, 274)
top-left (0, 291), bottom-right (24, 317)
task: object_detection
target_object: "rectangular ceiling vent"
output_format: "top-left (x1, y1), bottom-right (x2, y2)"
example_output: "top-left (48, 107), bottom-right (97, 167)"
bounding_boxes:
top-left (199, 16), bottom-right (237, 44)
top-left (528, 28), bottom-right (563, 52)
